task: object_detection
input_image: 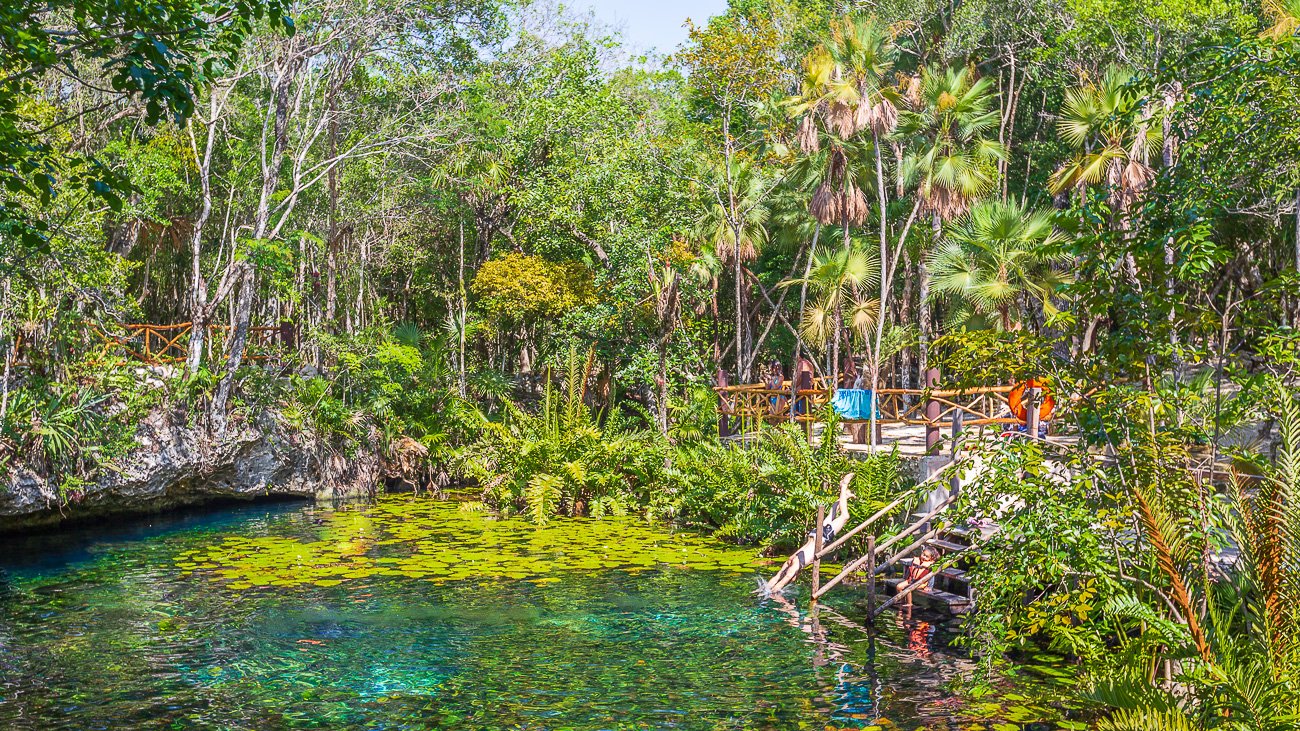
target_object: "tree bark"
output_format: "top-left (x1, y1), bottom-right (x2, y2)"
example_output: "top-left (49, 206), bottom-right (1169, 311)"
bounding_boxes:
top-left (1294, 186), bottom-right (1300, 273)
top-left (458, 219), bottom-right (468, 398)
top-left (211, 263), bottom-right (254, 425)
top-left (791, 224), bottom-right (820, 416)
top-left (214, 45), bottom-right (299, 424)
top-left (918, 213), bottom-right (940, 377)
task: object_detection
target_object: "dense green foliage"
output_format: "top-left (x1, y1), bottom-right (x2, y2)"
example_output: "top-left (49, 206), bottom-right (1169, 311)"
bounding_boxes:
top-left (3, 0), bottom-right (1300, 724)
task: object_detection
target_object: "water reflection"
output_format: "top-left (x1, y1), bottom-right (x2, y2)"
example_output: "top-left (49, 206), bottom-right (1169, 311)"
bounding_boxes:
top-left (0, 495), bottom-right (1042, 730)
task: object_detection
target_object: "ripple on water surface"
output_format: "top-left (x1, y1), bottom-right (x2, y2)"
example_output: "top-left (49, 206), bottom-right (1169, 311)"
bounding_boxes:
top-left (0, 495), bottom-right (1049, 730)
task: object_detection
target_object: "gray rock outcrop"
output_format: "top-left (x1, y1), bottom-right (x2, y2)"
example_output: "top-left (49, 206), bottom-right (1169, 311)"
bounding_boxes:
top-left (1, 409), bottom-right (380, 533)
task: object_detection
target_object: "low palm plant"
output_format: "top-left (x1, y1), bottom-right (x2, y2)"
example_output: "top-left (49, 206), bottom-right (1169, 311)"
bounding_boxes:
top-left (462, 348), bottom-right (669, 524)
top-left (1049, 66), bottom-right (1162, 210)
top-left (927, 199), bottom-right (1072, 330)
top-left (781, 245), bottom-right (880, 363)
top-left (667, 410), bottom-right (904, 552)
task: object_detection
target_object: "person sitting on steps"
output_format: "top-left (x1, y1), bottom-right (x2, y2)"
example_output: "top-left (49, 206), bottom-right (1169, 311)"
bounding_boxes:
top-left (901, 546), bottom-right (940, 606)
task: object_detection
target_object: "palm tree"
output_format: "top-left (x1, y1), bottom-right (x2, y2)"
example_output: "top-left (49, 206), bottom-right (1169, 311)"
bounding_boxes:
top-left (781, 246), bottom-right (880, 369)
top-left (1050, 66), bottom-right (1162, 288)
top-left (1049, 66), bottom-right (1162, 212)
top-left (789, 14), bottom-right (900, 388)
top-left (898, 65), bottom-right (1006, 375)
top-left (927, 199), bottom-right (1072, 331)
top-left (693, 160), bottom-right (770, 382)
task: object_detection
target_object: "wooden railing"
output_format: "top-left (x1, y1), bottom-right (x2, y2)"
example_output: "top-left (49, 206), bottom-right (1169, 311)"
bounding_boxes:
top-left (97, 323), bottom-right (289, 364)
top-left (9, 322), bottom-right (295, 367)
top-left (716, 383), bottom-right (1021, 431)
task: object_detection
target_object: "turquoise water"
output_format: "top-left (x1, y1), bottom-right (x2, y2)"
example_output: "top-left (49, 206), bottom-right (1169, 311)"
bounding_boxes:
top-left (0, 495), bottom-right (1039, 730)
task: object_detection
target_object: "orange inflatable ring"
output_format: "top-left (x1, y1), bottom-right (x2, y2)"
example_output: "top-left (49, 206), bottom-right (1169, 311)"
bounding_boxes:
top-left (1009, 379), bottom-right (1055, 422)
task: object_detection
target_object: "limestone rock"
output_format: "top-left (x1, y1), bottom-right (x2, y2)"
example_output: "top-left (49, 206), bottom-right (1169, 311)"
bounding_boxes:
top-left (0, 409), bottom-right (380, 532)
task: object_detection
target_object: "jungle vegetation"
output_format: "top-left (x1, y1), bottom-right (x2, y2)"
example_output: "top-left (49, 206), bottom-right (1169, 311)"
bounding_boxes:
top-left (3, 0), bottom-right (1300, 725)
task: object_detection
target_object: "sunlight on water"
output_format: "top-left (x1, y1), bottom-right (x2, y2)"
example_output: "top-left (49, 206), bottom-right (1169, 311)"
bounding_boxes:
top-left (0, 495), bottom-right (1060, 730)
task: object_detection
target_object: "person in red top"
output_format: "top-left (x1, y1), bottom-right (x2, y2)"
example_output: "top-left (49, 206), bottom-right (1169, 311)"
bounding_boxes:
top-left (901, 546), bottom-right (939, 606)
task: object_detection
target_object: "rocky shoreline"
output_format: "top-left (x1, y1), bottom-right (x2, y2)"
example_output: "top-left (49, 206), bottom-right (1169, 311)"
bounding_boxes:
top-left (0, 410), bottom-right (381, 533)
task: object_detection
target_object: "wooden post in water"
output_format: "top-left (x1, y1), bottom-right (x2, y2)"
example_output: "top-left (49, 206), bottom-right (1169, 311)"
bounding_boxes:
top-left (811, 503), bottom-right (824, 607)
top-left (865, 534), bottom-right (877, 623)
top-left (924, 367), bottom-right (941, 454)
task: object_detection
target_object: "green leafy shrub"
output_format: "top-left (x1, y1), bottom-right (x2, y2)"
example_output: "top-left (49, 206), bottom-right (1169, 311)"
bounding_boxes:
top-left (0, 362), bottom-right (163, 495)
top-left (666, 412), bottom-right (905, 552)
top-left (461, 349), bottom-right (671, 524)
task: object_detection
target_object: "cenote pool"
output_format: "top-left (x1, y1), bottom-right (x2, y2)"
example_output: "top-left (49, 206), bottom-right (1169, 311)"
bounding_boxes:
top-left (0, 495), bottom-right (1072, 730)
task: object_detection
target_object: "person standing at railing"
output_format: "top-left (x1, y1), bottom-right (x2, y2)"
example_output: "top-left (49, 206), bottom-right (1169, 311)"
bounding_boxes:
top-left (838, 356), bottom-right (858, 390)
top-left (764, 361), bottom-right (788, 415)
top-left (792, 356), bottom-right (815, 417)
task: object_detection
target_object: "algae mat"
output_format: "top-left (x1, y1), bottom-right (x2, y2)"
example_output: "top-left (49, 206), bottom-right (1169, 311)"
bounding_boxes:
top-left (174, 497), bottom-right (770, 591)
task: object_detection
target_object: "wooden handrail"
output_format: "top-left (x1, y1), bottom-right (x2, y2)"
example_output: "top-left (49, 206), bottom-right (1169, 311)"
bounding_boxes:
top-left (715, 382), bottom-right (1018, 435)
top-left (12, 322), bottom-right (295, 368)
top-left (873, 493), bottom-right (959, 556)
top-left (817, 491), bottom-right (915, 559)
top-left (813, 492), bottom-right (960, 599)
top-left (714, 384), bottom-right (1015, 397)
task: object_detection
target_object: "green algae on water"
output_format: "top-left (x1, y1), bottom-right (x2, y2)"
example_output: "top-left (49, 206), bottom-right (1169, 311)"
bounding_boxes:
top-left (175, 496), bottom-right (772, 590)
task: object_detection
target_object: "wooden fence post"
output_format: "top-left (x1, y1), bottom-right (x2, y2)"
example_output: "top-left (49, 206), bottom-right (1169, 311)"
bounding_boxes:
top-left (865, 534), bottom-right (877, 623)
top-left (811, 503), bottom-right (824, 607)
top-left (925, 367), bottom-right (941, 454)
top-left (1026, 386), bottom-right (1040, 439)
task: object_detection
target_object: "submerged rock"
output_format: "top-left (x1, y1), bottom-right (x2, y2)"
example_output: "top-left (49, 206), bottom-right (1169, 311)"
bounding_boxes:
top-left (0, 410), bottom-right (380, 533)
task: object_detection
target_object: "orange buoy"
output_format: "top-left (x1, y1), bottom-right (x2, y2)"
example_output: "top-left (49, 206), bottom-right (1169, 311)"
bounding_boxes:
top-left (1009, 378), bottom-right (1055, 422)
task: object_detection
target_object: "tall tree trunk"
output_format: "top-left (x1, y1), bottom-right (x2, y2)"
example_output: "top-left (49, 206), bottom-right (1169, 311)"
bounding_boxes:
top-left (1294, 186), bottom-right (1300, 273)
top-left (211, 264), bottom-right (254, 425)
top-left (734, 235), bottom-right (745, 383)
top-left (325, 84), bottom-right (340, 331)
top-left (918, 213), bottom-right (940, 378)
top-left (185, 92), bottom-right (222, 378)
top-left (656, 339), bottom-right (669, 434)
top-left (869, 136), bottom-right (889, 449)
top-left (214, 48), bottom-right (298, 425)
top-left (900, 245), bottom-right (914, 393)
top-left (792, 224), bottom-right (820, 416)
top-left (1162, 84), bottom-right (1181, 347)
top-left (458, 219), bottom-right (468, 398)
top-left (0, 278), bottom-right (10, 422)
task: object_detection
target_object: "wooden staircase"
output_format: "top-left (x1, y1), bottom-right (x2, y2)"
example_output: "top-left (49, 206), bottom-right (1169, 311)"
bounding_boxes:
top-left (767, 454), bottom-right (997, 621)
top-left (878, 521), bottom-right (995, 616)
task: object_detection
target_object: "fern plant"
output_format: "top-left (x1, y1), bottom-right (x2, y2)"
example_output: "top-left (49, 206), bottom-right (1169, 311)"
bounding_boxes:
top-left (1082, 387), bottom-right (1300, 729)
top-left (461, 346), bottom-right (672, 523)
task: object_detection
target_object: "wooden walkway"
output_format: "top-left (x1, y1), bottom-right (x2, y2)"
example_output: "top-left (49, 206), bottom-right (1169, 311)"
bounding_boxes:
top-left (716, 380), bottom-right (1051, 457)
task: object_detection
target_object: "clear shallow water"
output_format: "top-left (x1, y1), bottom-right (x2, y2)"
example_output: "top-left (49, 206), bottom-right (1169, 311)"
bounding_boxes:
top-left (0, 495), bottom-right (1061, 730)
